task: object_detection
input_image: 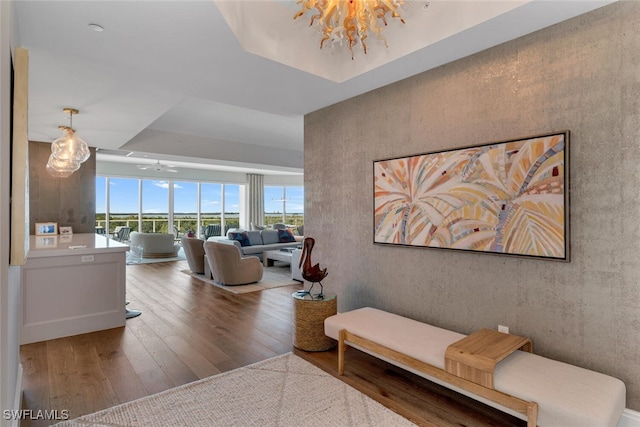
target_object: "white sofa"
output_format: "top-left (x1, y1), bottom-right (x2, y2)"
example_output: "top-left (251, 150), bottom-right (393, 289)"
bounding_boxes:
top-left (130, 232), bottom-right (181, 258)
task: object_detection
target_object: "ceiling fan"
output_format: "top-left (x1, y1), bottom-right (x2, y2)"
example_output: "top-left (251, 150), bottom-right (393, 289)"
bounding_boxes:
top-left (136, 160), bottom-right (178, 173)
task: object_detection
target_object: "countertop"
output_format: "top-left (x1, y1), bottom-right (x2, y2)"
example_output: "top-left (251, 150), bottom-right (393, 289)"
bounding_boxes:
top-left (28, 233), bottom-right (129, 258)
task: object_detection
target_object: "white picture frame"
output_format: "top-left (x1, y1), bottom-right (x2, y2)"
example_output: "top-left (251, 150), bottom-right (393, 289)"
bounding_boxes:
top-left (35, 222), bottom-right (58, 236)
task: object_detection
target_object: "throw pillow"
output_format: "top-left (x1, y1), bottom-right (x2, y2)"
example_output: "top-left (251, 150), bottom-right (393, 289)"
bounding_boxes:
top-left (261, 229), bottom-right (280, 245)
top-left (226, 228), bottom-right (246, 240)
top-left (278, 228), bottom-right (296, 243)
top-left (228, 231), bottom-right (251, 247)
top-left (246, 230), bottom-right (263, 246)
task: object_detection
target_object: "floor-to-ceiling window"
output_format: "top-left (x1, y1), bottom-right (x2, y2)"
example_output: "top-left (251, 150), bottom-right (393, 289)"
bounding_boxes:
top-left (264, 185), bottom-right (304, 228)
top-left (108, 178), bottom-right (140, 233)
top-left (141, 179), bottom-right (169, 233)
top-left (173, 180), bottom-right (198, 237)
top-left (95, 176), bottom-right (107, 234)
top-left (286, 186), bottom-right (304, 227)
top-left (200, 182), bottom-right (223, 237)
top-left (224, 184), bottom-right (240, 232)
top-left (96, 176), bottom-right (301, 238)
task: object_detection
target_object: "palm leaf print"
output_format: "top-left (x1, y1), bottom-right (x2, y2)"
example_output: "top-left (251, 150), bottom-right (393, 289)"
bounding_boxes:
top-left (374, 133), bottom-right (567, 258)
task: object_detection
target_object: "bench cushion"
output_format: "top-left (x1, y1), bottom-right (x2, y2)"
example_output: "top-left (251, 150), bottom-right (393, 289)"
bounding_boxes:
top-left (325, 307), bottom-right (464, 369)
top-left (325, 307), bottom-right (626, 427)
top-left (495, 351), bottom-right (625, 427)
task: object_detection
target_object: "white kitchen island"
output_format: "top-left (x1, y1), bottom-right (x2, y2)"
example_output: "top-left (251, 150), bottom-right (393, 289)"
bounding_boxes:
top-left (20, 233), bottom-right (129, 344)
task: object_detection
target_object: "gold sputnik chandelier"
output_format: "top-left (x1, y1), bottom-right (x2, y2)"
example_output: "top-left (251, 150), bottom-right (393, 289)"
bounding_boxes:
top-left (294, 0), bottom-right (406, 58)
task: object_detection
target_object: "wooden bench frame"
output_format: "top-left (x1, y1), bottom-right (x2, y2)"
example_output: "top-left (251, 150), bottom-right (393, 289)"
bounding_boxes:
top-left (337, 329), bottom-right (539, 427)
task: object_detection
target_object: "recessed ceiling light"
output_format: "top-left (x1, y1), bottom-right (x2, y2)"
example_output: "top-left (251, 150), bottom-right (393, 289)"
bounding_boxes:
top-left (88, 23), bottom-right (104, 32)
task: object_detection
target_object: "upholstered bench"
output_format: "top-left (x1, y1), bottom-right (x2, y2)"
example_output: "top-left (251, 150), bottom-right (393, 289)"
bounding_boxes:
top-left (324, 307), bottom-right (625, 427)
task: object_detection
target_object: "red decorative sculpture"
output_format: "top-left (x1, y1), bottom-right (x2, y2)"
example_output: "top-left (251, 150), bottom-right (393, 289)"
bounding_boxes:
top-left (298, 237), bottom-right (328, 298)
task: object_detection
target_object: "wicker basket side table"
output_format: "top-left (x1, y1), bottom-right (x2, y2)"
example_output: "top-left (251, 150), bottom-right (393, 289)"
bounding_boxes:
top-left (292, 292), bottom-right (337, 351)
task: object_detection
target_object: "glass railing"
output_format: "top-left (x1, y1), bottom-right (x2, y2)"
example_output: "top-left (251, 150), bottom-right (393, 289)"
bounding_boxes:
top-left (95, 213), bottom-right (304, 237)
top-left (263, 214), bottom-right (304, 229)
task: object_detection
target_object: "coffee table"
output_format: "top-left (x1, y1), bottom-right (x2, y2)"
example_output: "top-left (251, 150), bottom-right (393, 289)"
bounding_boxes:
top-left (263, 249), bottom-right (293, 267)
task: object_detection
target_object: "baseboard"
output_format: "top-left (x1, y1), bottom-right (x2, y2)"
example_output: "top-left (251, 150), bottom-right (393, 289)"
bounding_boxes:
top-left (619, 408), bottom-right (640, 427)
top-left (10, 363), bottom-right (23, 427)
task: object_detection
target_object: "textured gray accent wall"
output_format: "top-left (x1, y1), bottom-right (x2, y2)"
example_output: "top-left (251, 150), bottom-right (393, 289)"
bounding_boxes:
top-left (29, 141), bottom-right (96, 234)
top-left (305, 1), bottom-right (640, 410)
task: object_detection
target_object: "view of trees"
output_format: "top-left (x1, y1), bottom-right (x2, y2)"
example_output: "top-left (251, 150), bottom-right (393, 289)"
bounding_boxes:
top-left (95, 213), bottom-right (303, 235)
top-left (96, 177), bottom-right (304, 237)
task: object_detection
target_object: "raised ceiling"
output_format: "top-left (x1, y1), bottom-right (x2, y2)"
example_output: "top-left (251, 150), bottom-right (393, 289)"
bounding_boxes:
top-left (13, 0), bottom-right (615, 175)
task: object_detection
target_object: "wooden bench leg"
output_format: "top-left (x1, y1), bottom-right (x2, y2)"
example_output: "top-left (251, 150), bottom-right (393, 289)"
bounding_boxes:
top-left (338, 329), bottom-right (347, 375)
top-left (527, 402), bottom-right (538, 427)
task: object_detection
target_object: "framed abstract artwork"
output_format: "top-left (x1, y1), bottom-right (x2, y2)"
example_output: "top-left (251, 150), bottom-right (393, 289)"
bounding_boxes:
top-left (373, 131), bottom-right (569, 261)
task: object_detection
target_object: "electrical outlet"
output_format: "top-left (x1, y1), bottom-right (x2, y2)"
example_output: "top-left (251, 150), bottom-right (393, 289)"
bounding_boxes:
top-left (498, 325), bottom-right (509, 334)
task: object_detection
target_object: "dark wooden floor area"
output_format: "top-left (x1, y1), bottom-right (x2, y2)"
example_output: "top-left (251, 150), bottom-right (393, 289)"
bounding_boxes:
top-left (20, 259), bottom-right (524, 427)
top-left (297, 348), bottom-right (524, 427)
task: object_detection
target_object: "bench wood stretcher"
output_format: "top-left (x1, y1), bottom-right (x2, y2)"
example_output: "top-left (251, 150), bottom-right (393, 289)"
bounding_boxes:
top-left (325, 307), bottom-right (626, 427)
top-left (337, 329), bottom-right (539, 427)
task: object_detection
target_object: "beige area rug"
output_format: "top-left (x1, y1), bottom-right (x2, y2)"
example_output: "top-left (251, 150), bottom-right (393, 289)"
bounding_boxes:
top-left (54, 353), bottom-right (416, 427)
top-left (181, 266), bottom-right (299, 294)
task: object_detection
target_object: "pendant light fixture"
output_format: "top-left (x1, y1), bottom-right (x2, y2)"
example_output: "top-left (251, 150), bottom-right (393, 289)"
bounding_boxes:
top-left (47, 108), bottom-right (90, 177)
top-left (46, 155), bottom-right (80, 178)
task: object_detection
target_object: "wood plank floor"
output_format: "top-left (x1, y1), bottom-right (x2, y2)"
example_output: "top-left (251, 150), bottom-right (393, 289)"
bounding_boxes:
top-left (298, 349), bottom-right (524, 427)
top-left (20, 259), bottom-right (523, 427)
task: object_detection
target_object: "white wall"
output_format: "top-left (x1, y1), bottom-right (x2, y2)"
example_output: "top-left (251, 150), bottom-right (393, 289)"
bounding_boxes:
top-left (97, 160), bottom-right (252, 184)
top-left (1, 1), bottom-right (23, 425)
top-left (263, 175), bottom-right (304, 186)
top-left (97, 159), bottom-right (304, 186)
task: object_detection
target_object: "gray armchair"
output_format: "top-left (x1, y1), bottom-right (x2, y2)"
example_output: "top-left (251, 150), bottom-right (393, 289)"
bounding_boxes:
top-left (114, 226), bottom-right (131, 242)
top-left (203, 241), bottom-right (263, 286)
top-left (181, 236), bottom-right (205, 274)
top-left (203, 224), bottom-right (222, 239)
